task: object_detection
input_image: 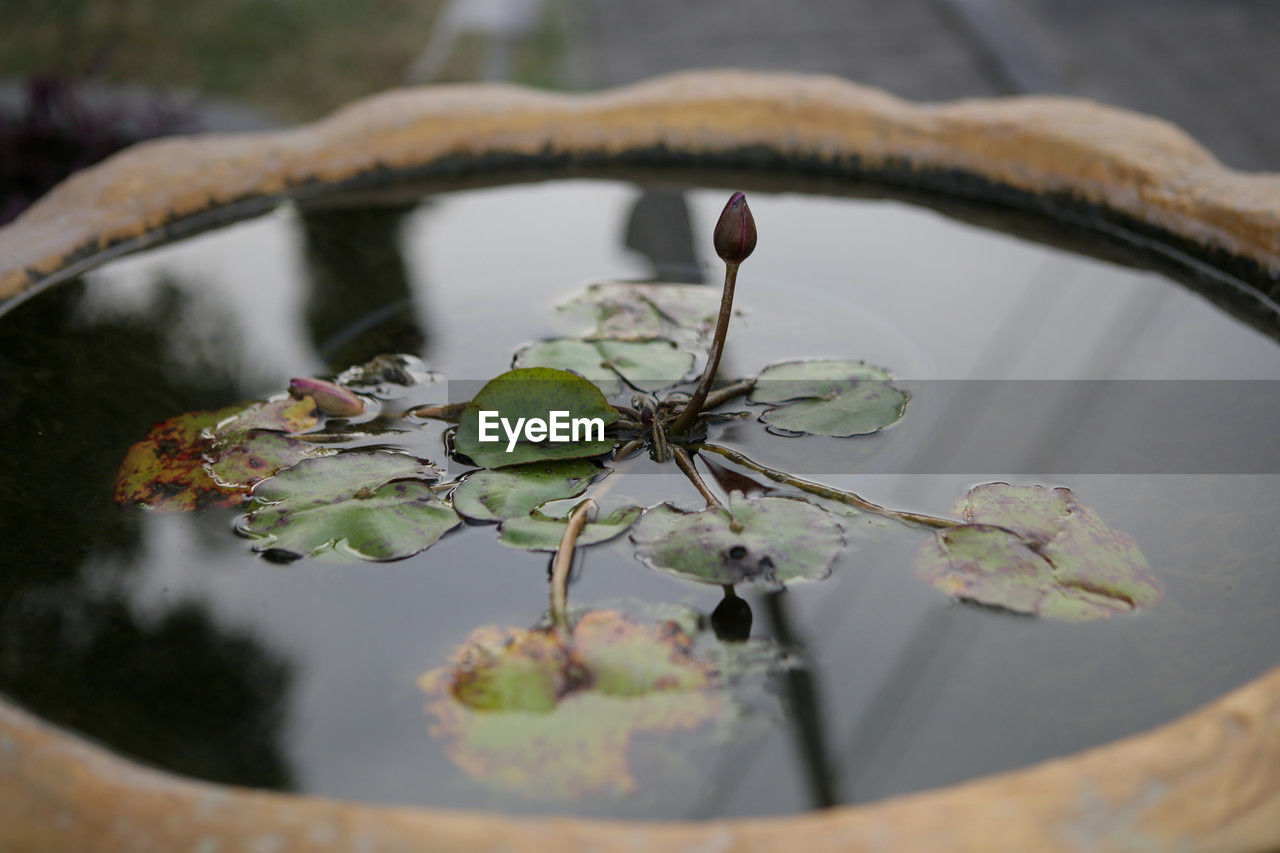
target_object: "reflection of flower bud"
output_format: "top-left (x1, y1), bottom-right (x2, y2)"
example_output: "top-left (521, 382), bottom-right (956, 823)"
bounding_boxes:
top-left (713, 192), bottom-right (757, 265)
top-left (288, 377), bottom-right (365, 417)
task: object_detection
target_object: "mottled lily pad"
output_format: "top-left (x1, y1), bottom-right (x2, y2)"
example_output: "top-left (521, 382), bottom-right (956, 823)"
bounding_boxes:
top-left (557, 281), bottom-right (721, 342)
top-left (114, 396), bottom-right (322, 512)
top-left (750, 360), bottom-right (908, 437)
top-left (630, 494), bottom-right (844, 586)
top-left (238, 450), bottom-right (455, 561)
top-left (452, 461), bottom-right (601, 521)
top-left (912, 484), bottom-right (1163, 620)
top-left (207, 430), bottom-right (327, 490)
top-left (216, 396), bottom-right (321, 435)
top-left (498, 504), bottom-right (642, 551)
top-left (454, 368), bottom-right (618, 468)
top-left (419, 610), bottom-right (722, 799)
top-left (513, 338), bottom-right (695, 396)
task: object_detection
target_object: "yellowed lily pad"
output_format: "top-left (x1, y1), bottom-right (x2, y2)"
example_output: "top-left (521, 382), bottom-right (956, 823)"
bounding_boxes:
top-left (114, 396), bottom-right (321, 512)
top-left (912, 484), bottom-right (1163, 620)
top-left (556, 281), bottom-right (721, 342)
top-left (419, 610), bottom-right (723, 799)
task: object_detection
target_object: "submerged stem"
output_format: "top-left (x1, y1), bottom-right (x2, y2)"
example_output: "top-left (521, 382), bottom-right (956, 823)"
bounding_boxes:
top-left (670, 262), bottom-right (739, 435)
top-left (699, 443), bottom-right (957, 530)
top-left (550, 499), bottom-right (595, 641)
top-left (672, 445), bottom-right (722, 508)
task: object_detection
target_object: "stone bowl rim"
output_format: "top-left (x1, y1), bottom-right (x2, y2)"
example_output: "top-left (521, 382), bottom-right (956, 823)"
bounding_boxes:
top-left (0, 69), bottom-right (1277, 851)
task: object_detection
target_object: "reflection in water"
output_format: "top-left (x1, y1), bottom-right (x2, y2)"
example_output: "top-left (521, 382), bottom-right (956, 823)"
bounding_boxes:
top-left (0, 281), bottom-right (294, 787)
top-left (624, 189), bottom-right (703, 283)
top-left (299, 204), bottom-right (429, 371)
top-left (763, 590), bottom-right (839, 809)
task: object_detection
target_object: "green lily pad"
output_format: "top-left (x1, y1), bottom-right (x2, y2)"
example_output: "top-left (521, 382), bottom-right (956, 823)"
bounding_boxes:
top-left (498, 504), bottom-right (642, 551)
top-left (454, 368), bottom-right (618, 468)
top-left (912, 484), bottom-right (1163, 620)
top-left (419, 610), bottom-right (722, 799)
top-left (253, 450), bottom-right (443, 505)
top-left (750, 360), bottom-right (908, 437)
top-left (557, 281), bottom-right (721, 342)
top-left (452, 460), bottom-right (601, 521)
top-left (630, 494), bottom-right (844, 586)
top-left (240, 478), bottom-right (459, 561)
top-left (513, 338), bottom-right (695, 396)
top-left (114, 396), bottom-right (322, 512)
top-left (237, 450), bottom-right (455, 561)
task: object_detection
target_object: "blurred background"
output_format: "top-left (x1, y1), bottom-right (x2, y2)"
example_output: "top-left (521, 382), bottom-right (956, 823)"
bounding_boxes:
top-left (2, 0), bottom-right (1278, 224)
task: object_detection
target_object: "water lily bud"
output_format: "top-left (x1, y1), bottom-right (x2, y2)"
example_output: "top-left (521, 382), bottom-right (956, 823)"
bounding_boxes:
top-left (713, 191), bottom-right (757, 265)
top-left (288, 377), bottom-right (365, 417)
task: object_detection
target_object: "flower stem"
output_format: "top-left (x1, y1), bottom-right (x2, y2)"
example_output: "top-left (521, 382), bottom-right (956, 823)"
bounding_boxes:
top-left (550, 499), bottom-right (595, 641)
top-left (670, 262), bottom-right (739, 435)
top-left (699, 443), bottom-right (957, 530)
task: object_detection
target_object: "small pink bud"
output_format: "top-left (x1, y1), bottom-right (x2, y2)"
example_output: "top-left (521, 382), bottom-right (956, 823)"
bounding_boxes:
top-left (288, 377), bottom-right (365, 417)
top-left (713, 191), bottom-right (757, 265)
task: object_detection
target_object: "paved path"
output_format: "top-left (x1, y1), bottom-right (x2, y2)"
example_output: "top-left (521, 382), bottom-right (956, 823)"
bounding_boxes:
top-left (566, 0), bottom-right (1280, 170)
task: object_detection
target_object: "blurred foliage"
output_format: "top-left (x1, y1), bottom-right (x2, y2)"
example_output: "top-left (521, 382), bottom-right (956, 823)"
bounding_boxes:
top-left (0, 0), bottom-right (569, 120)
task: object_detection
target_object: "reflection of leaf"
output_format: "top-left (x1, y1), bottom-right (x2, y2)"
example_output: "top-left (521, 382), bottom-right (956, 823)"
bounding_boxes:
top-left (631, 494), bottom-right (844, 586)
top-left (419, 611), bottom-right (722, 799)
top-left (452, 461), bottom-right (600, 521)
top-left (114, 396), bottom-right (322, 512)
top-left (912, 484), bottom-right (1163, 620)
top-left (454, 368), bottom-right (618, 468)
top-left (750, 359), bottom-right (908, 437)
top-left (556, 281), bottom-right (720, 342)
top-left (513, 338), bottom-right (695, 395)
top-left (237, 450), bottom-right (456, 561)
top-left (498, 504), bottom-right (642, 551)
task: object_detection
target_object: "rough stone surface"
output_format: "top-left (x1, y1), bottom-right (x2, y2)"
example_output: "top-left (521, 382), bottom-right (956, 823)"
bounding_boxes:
top-left (0, 666), bottom-right (1277, 850)
top-left (1, 71), bottom-right (1278, 309)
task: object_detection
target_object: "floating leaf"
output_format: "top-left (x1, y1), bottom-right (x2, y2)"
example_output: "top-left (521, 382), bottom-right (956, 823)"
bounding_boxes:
top-left (240, 479), bottom-right (459, 561)
top-left (114, 397), bottom-right (322, 512)
top-left (513, 338), bottom-right (695, 396)
top-left (498, 504), bottom-right (642, 551)
top-left (557, 281), bottom-right (721, 342)
top-left (115, 405), bottom-right (248, 511)
top-left (237, 450), bottom-right (455, 561)
top-left (217, 396), bottom-right (321, 435)
top-left (912, 484), bottom-right (1163, 620)
top-left (750, 359), bottom-right (908, 437)
top-left (337, 353), bottom-right (435, 398)
top-left (207, 430), bottom-right (327, 490)
top-left (419, 610), bottom-right (722, 799)
top-left (454, 368), bottom-right (618, 468)
top-left (452, 461), bottom-right (601, 521)
top-left (630, 494), bottom-right (844, 586)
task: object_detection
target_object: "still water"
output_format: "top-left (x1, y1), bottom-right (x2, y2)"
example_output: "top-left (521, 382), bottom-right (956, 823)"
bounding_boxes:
top-left (0, 180), bottom-right (1277, 818)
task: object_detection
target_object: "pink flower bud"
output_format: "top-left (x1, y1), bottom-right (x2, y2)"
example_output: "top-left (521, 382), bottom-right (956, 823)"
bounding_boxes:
top-left (288, 377), bottom-right (365, 417)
